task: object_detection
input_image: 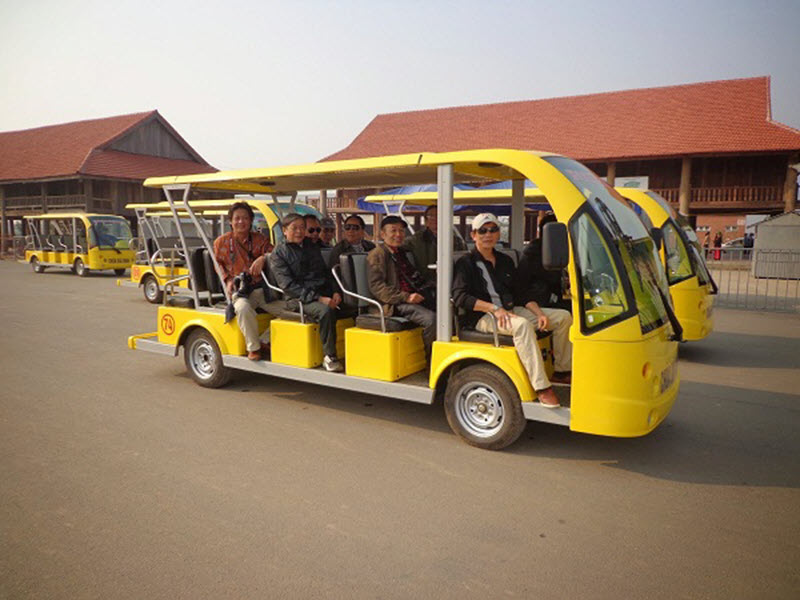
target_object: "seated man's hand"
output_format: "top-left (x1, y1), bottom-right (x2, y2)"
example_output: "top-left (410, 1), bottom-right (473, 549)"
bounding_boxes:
top-left (249, 255), bottom-right (266, 277)
top-left (537, 314), bottom-right (550, 331)
top-left (494, 307), bottom-right (513, 331)
top-left (407, 292), bottom-right (425, 304)
top-left (330, 292), bottom-right (342, 309)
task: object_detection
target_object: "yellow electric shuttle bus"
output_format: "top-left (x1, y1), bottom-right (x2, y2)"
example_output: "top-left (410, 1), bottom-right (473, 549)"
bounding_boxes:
top-left (616, 188), bottom-right (716, 341)
top-left (24, 212), bottom-right (134, 276)
top-left (128, 149), bottom-right (681, 450)
top-left (122, 199), bottom-right (321, 303)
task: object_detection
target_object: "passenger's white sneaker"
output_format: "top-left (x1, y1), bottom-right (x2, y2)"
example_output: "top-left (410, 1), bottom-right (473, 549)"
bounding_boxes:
top-left (323, 355), bottom-right (343, 372)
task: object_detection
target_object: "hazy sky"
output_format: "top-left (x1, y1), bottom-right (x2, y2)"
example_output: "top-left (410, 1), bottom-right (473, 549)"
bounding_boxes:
top-left (1, 0), bottom-right (798, 170)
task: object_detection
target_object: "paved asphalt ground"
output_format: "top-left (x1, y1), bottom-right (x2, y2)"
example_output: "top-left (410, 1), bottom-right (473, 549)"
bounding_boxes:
top-left (1, 260), bottom-right (798, 599)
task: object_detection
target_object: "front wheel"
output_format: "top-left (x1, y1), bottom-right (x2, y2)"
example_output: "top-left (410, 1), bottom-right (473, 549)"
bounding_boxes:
top-left (142, 275), bottom-right (163, 304)
top-left (74, 258), bottom-right (89, 277)
top-left (444, 364), bottom-right (526, 450)
top-left (114, 268), bottom-right (126, 276)
top-left (184, 329), bottom-right (232, 388)
top-left (30, 256), bottom-right (45, 273)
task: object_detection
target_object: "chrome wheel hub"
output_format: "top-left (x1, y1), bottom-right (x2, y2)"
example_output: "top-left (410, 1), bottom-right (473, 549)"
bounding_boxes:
top-left (455, 383), bottom-right (504, 438)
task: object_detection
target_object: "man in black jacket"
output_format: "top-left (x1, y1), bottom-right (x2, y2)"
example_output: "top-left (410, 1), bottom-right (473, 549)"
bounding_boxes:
top-left (269, 213), bottom-right (343, 372)
top-left (515, 213), bottom-right (571, 312)
top-left (452, 213), bottom-right (572, 408)
top-left (327, 214), bottom-right (376, 269)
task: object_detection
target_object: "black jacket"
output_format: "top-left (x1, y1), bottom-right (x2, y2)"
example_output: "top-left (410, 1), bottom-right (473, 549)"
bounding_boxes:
top-left (327, 239), bottom-right (376, 270)
top-left (269, 238), bottom-right (335, 304)
top-left (452, 249), bottom-right (516, 329)
top-left (514, 239), bottom-right (563, 307)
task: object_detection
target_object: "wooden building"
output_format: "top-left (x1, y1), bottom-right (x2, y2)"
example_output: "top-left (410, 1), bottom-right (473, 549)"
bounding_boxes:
top-left (0, 111), bottom-right (217, 248)
top-left (321, 77), bottom-right (800, 241)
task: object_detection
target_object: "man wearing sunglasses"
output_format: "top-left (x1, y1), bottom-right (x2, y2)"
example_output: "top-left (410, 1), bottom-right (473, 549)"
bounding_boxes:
top-left (303, 215), bottom-right (329, 248)
top-left (452, 213), bottom-right (572, 408)
top-left (327, 214), bottom-right (376, 269)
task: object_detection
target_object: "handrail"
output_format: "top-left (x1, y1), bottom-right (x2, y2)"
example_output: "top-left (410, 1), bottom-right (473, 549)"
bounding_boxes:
top-left (260, 271), bottom-right (305, 323)
top-left (331, 263), bottom-right (386, 333)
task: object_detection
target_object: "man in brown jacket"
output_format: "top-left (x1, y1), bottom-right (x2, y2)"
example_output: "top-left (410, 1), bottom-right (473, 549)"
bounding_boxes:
top-left (367, 216), bottom-right (435, 356)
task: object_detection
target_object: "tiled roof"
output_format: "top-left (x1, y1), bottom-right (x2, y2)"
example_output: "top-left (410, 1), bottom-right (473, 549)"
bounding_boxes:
top-left (322, 77), bottom-right (800, 162)
top-left (0, 111), bottom-right (215, 182)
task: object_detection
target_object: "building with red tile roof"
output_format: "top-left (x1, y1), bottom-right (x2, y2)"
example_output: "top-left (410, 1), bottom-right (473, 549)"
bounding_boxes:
top-left (0, 110), bottom-right (217, 247)
top-left (323, 77), bottom-right (800, 240)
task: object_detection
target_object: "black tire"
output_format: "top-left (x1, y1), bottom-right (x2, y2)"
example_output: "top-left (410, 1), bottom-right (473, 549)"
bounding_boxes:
top-left (443, 364), bottom-right (526, 450)
top-left (183, 329), bottom-right (232, 388)
top-left (74, 258), bottom-right (89, 277)
top-left (30, 256), bottom-right (45, 273)
top-left (142, 275), bottom-right (163, 304)
top-left (114, 268), bottom-right (126, 276)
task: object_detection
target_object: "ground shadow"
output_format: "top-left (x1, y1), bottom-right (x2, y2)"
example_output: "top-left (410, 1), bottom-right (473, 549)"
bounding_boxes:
top-left (679, 332), bottom-right (800, 369)
top-left (217, 372), bottom-right (800, 489)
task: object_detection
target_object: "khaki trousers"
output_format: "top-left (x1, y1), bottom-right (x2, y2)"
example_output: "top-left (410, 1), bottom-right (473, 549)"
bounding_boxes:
top-left (234, 288), bottom-right (272, 352)
top-left (475, 306), bottom-right (572, 391)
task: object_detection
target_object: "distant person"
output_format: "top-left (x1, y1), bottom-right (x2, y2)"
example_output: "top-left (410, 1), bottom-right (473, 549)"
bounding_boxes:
top-left (743, 232), bottom-right (754, 259)
top-left (328, 215), bottom-right (376, 269)
top-left (270, 213), bottom-right (344, 372)
top-left (713, 231), bottom-right (723, 261)
top-left (452, 213), bottom-right (572, 409)
top-left (213, 202), bottom-right (275, 361)
top-left (303, 215), bottom-right (327, 248)
top-left (405, 205), bottom-right (467, 284)
top-left (515, 213), bottom-right (571, 312)
top-left (320, 217), bottom-right (337, 246)
top-left (367, 216), bottom-right (435, 357)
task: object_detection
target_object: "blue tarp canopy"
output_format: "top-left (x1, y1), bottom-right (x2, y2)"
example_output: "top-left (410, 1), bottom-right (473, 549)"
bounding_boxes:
top-left (357, 181), bottom-right (549, 215)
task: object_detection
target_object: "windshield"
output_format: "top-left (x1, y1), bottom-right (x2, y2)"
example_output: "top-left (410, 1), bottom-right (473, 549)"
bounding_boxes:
top-left (545, 156), bottom-right (671, 334)
top-left (89, 216), bottom-right (132, 249)
top-left (662, 221), bottom-right (693, 285)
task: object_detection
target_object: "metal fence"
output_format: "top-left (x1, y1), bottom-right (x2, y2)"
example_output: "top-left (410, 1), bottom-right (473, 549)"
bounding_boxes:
top-left (705, 247), bottom-right (800, 312)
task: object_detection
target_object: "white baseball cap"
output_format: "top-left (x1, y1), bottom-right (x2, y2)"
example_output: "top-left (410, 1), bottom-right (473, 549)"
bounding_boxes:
top-left (471, 213), bottom-right (501, 231)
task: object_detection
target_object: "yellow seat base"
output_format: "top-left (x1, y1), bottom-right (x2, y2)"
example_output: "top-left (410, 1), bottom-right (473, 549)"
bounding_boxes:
top-left (270, 318), bottom-right (352, 368)
top-left (345, 327), bottom-right (426, 381)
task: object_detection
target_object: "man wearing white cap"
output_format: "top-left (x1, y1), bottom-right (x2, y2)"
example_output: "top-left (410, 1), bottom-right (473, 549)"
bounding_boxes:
top-left (452, 213), bottom-right (572, 408)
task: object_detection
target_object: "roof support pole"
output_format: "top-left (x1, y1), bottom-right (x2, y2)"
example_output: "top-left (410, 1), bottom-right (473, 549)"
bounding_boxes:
top-left (784, 153), bottom-right (798, 213)
top-left (679, 157), bottom-right (692, 216)
top-left (606, 162), bottom-right (616, 187)
top-left (436, 164), bottom-right (454, 342)
top-left (511, 179), bottom-right (525, 249)
top-left (0, 187), bottom-right (6, 255)
top-left (320, 189), bottom-right (328, 217)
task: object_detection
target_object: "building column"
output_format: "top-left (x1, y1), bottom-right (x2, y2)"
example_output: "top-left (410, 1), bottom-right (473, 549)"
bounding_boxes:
top-left (41, 183), bottom-right (48, 214)
top-left (83, 179), bottom-right (93, 211)
top-left (784, 154), bottom-right (799, 213)
top-left (0, 187), bottom-right (6, 255)
top-left (111, 181), bottom-right (120, 214)
top-left (679, 156), bottom-right (692, 216)
top-left (319, 189), bottom-right (328, 217)
top-left (606, 162), bottom-right (616, 187)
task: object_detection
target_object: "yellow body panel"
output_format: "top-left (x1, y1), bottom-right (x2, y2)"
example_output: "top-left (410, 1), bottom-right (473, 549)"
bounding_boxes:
top-left (157, 305), bottom-right (271, 356)
top-left (25, 248), bottom-right (134, 270)
top-left (271, 318), bottom-right (352, 368)
top-left (429, 335), bottom-right (554, 402)
top-left (345, 327), bottom-right (426, 381)
top-left (617, 188), bottom-right (713, 341)
top-left (570, 315), bottom-right (679, 436)
top-left (130, 263), bottom-right (190, 288)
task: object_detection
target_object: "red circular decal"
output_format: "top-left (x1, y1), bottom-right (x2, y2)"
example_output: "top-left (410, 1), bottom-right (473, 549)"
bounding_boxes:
top-left (161, 314), bottom-right (175, 335)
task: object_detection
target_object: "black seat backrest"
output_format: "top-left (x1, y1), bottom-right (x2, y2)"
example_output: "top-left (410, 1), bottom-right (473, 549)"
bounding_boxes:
top-left (202, 250), bottom-right (225, 295)
top-left (146, 237), bottom-right (158, 259)
top-left (320, 247), bottom-right (333, 267)
top-left (190, 247), bottom-right (209, 293)
top-left (339, 253), bottom-right (373, 310)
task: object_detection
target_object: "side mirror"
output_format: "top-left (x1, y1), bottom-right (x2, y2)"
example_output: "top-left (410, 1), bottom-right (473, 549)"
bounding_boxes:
top-left (542, 222), bottom-right (569, 270)
top-left (650, 227), bottom-right (663, 251)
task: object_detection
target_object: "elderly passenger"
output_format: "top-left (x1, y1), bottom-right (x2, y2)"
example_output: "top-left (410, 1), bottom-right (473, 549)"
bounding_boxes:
top-left (452, 213), bottom-right (572, 408)
top-left (328, 214), bottom-right (376, 268)
top-left (269, 213), bottom-right (344, 372)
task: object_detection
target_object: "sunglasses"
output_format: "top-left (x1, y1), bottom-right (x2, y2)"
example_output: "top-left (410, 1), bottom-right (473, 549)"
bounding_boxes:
top-left (307, 227), bottom-right (321, 234)
top-left (476, 226), bottom-right (500, 235)
top-left (344, 224), bottom-right (362, 231)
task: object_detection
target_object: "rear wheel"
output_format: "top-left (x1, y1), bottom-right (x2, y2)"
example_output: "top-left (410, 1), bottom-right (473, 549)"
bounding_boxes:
top-left (444, 364), bottom-right (526, 450)
top-left (142, 275), bottom-right (163, 304)
top-left (74, 258), bottom-right (89, 277)
top-left (184, 329), bottom-right (231, 388)
top-left (30, 256), bottom-right (45, 273)
top-left (114, 268), bottom-right (126, 276)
